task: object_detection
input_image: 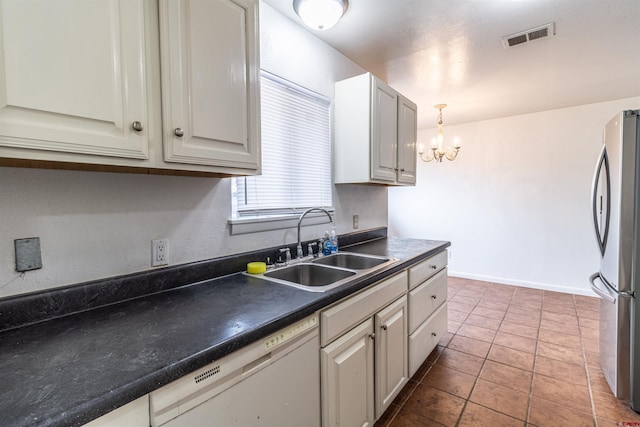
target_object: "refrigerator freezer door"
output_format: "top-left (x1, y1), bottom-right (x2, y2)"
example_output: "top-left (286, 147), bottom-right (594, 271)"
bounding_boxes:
top-left (593, 272), bottom-right (632, 399)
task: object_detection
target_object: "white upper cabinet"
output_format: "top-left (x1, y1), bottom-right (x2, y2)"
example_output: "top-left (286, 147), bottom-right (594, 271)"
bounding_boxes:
top-left (0, 0), bottom-right (148, 159)
top-left (334, 73), bottom-right (417, 186)
top-left (0, 0), bottom-right (260, 176)
top-left (370, 78), bottom-right (398, 182)
top-left (159, 0), bottom-right (260, 170)
top-left (396, 94), bottom-right (417, 185)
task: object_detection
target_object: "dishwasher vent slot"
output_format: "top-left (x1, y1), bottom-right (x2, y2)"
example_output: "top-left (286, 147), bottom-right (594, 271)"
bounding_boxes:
top-left (194, 365), bottom-right (221, 383)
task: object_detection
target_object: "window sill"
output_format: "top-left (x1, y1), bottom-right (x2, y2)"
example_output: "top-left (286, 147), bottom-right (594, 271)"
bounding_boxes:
top-left (229, 209), bottom-right (335, 235)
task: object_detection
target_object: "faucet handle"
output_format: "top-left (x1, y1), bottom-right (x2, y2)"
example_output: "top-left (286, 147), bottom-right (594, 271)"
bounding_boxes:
top-left (307, 242), bottom-right (318, 257)
top-left (279, 247), bottom-right (292, 263)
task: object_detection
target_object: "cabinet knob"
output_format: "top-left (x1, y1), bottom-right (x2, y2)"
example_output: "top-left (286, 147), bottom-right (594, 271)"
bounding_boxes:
top-left (131, 121), bottom-right (144, 132)
top-left (174, 128), bottom-right (184, 137)
top-left (400, 168), bottom-right (405, 172)
top-left (381, 324), bottom-right (388, 331)
top-left (431, 295), bottom-right (437, 300)
top-left (369, 333), bottom-right (375, 340)
top-left (431, 332), bottom-right (437, 337)
top-left (430, 265), bottom-right (437, 270)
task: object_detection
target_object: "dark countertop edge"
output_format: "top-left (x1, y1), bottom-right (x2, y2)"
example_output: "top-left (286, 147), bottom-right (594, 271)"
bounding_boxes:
top-left (62, 240), bottom-right (451, 427)
top-left (0, 227), bottom-right (388, 332)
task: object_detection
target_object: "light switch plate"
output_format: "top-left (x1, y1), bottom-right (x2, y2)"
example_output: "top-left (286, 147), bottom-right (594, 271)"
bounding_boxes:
top-left (15, 237), bottom-right (42, 272)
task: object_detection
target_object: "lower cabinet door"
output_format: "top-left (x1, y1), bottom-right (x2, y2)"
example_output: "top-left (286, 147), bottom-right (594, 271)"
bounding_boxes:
top-left (374, 296), bottom-right (408, 419)
top-left (321, 318), bottom-right (375, 427)
top-left (408, 301), bottom-right (448, 377)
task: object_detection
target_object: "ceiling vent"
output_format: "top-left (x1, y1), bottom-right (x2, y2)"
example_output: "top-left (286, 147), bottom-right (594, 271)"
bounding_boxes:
top-left (502, 23), bottom-right (555, 48)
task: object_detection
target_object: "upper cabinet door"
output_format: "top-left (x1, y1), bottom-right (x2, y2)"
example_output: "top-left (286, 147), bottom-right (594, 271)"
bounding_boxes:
top-left (0, 0), bottom-right (148, 159)
top-left (396, 95), bottom-right (417, 185)
top-left (160, 0), bottom-right (260, 171)
top-left (370, 78), bottom-right (397, 182)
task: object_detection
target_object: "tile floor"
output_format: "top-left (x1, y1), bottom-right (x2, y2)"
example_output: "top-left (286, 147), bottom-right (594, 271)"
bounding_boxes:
top-left (375, 277), bottom-right (640, 427)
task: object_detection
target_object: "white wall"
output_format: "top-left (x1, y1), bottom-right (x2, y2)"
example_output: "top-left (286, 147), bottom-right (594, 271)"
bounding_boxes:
top-left (0, 2), bottom-right (387, 298)
top-left (389, 97), bottom-right (640, 295)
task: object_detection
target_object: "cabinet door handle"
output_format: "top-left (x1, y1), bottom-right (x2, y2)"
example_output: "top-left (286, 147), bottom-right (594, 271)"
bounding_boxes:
top-left (131, 121), bottom-right (144, 132)
top-left (174, 128), bottom-right (184, 137)
top-left (431, 332), bottom-right (437, 337)
top-left (431, 295), bottom-right (437, 300)
top-left (381, 324), bottom-right (388, 331)
top-left (369, 333), bottom-right (375, 340)
top-left (430, 265), bottom-right (437, 270)
top-left (400, 168), bottom-right (405, 172)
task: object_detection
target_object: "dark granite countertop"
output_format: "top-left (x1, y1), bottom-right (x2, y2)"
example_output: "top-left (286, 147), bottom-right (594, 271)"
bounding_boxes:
top-left (0, 235), bottom-right (449, 427)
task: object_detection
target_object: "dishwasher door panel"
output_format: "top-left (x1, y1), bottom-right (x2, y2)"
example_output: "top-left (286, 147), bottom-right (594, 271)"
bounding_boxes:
top-left (163, 334), bottom-right (320, 427)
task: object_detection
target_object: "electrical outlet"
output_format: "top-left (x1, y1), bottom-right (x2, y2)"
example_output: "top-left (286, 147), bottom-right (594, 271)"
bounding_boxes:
top-left (152, 239), bottom-right (169, 267)
top-left (353, 214), bottom-right (359, 229)
top-left (14, 237), bottom-right (42, 272)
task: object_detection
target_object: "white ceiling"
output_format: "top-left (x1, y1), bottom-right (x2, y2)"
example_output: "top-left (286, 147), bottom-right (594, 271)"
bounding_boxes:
top-left (263, 0), bottom-right (640, 128)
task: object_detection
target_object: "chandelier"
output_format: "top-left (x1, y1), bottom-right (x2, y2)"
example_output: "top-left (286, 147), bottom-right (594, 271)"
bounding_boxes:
top-left (418, 104), bottom-right (461, 162)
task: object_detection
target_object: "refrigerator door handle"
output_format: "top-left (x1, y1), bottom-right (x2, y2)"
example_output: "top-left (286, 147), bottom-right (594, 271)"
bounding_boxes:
top-left (590, 272), bottom-right (616, 303)
top-left (591, 146), bottom-right (611, 256)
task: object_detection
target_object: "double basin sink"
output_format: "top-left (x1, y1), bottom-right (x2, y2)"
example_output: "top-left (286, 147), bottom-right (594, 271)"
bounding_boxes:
top-left (250, 252), bottom-right (398, 292)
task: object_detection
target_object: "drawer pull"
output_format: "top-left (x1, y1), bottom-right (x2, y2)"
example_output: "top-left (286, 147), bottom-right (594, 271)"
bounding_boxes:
top-left (431, 295), bottom-right (437, 300)
top-left (381, 324), bottom-right (388, 331)
top-left (430, 265), bottom-right (437, 270)
top-left (431, 332), bottom-right (437, 337)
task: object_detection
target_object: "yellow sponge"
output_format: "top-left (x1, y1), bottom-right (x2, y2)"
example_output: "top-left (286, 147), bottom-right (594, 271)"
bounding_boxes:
top-left (247, 262), bottom-right (267, 274)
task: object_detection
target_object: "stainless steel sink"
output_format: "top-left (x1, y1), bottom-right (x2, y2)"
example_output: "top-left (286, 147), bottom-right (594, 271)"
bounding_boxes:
top-left (263, 264), bottom-right (356, 286)
top-left (247, 252), bottom-right (399, 292)
top-left (312, 252), bottom-right (390, 270)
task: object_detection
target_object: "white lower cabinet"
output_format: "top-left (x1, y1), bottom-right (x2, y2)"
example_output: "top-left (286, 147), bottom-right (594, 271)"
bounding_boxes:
top-left (321, 319), bottom-right (375, 427)
top-left (409, 302), bottom-right (448, 376)
top-left (374, 295), bottom-right (408, 419)
top-left (407, 255), bottom-right (449, 377)
top-left (81, 395), bottom-right (149, 427)
top-left (320, 272), bottom-right (408, 427)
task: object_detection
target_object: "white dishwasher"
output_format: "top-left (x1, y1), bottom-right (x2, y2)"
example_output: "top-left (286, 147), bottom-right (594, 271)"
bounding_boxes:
top-left (150, 314), bottom-right (320, 427)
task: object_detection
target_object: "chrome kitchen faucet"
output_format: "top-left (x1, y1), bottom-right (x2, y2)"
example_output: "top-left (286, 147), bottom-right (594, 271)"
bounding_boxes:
top-left (296, 208), bottom-right (333, 259)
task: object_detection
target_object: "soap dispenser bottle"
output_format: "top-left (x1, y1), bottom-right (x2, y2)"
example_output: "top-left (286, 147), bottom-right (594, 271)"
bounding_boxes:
top-left (322, 231), bottom-right (331, 255)
top-left (329, 226), bottom-right (338, 254)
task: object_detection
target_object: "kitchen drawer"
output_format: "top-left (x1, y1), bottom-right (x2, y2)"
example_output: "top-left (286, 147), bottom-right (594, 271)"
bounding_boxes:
top-left (408, 268), bottom-right (447, 334)
top-left (321, 271), bottom-right (407, 347)
top-left (408, 302), bottom-right (447, 377)
top-left (409, 250), bottom-right (447, 290)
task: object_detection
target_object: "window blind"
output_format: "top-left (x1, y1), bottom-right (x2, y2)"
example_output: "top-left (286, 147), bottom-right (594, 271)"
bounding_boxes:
top-left (234, 72), bottom-right (333, 217)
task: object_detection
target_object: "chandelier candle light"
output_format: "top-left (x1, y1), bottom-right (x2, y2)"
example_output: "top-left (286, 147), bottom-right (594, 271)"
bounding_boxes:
top-left (418, 104), bottom-right (461, 162)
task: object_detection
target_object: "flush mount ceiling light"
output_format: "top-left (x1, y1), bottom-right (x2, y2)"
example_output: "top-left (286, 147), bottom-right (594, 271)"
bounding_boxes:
top-left (293, 0), bottom-right (349, 30)
top-left (418, 104), bottom-right (461, 163)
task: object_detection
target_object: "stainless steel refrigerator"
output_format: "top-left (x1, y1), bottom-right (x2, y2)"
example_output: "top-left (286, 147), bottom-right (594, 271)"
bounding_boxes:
top-left (590, 109), bottom-right (640, 409)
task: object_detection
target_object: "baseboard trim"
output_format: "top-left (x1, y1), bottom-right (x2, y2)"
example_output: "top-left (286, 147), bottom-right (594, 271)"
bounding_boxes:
top-left (448, 270), bottom-right (598, 297)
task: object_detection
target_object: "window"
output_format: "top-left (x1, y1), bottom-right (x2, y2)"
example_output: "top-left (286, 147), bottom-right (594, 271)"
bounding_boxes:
top-left (231, 71), bottom-right (333, 232)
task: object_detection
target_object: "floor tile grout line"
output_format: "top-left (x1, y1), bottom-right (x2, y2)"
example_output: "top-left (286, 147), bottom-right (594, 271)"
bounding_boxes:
top-left (524, 291), bottom-right (543, 426)
top-left (575, 292), bottom-right (600, 427)
top-left (452, 291), bottom-right (488, 427)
